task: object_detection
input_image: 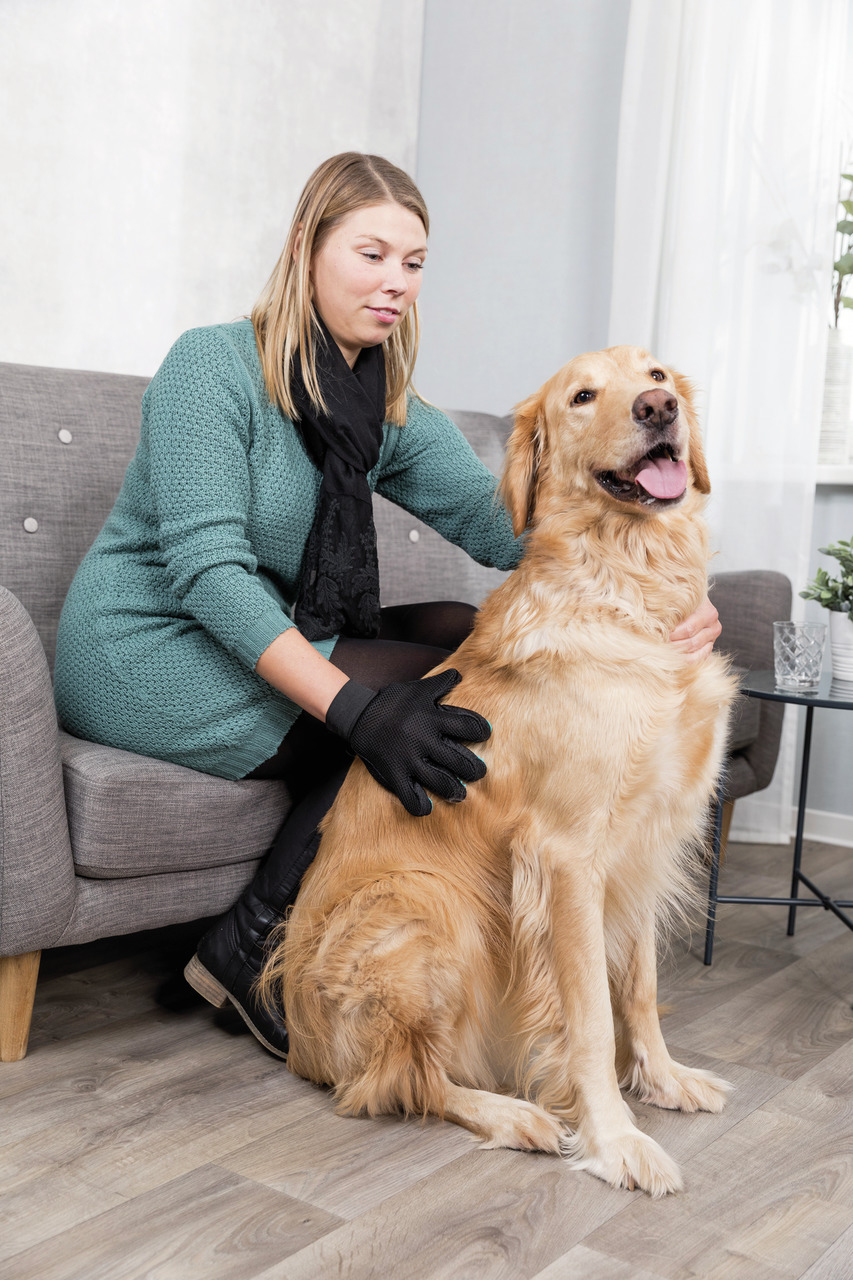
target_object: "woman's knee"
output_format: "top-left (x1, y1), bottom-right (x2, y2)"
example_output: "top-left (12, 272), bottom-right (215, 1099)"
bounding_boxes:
top-left (330, 636), bottom-right (449, 688)
top-left (379, 600), bottom-right (477, 651)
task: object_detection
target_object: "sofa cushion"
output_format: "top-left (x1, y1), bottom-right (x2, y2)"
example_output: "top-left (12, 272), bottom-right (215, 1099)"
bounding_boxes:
top-left (60, 730), bottom-right (292, 879)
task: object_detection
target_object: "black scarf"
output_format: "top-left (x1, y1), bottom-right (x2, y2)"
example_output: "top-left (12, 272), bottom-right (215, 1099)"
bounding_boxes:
top-left (290, 317), bottom-right (387, 641)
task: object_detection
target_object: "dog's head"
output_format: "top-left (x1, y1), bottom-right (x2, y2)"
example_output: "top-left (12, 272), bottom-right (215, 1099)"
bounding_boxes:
top-left (501, 345), bottom-right (710, 536)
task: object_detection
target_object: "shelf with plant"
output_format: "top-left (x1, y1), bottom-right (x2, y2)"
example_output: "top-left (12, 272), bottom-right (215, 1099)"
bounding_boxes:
top-left (818, 171), bottom-right (853, 473)
top-left (833, 172), bottom-right (853, 327)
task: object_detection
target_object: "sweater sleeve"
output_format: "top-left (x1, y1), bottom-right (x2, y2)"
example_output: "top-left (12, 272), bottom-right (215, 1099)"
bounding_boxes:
top-left (376, 396), bottom-right (526, 571)
top-left (144, 327), bottom-right (297, 670)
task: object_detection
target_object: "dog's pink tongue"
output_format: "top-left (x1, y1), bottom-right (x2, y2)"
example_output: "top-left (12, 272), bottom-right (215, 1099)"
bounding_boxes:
top-left (634, 457), bottom-right (687, 499)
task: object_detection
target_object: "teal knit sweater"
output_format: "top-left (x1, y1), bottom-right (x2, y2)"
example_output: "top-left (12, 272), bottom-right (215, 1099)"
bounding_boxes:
top-left (54, 320), bottom-right (524, 780)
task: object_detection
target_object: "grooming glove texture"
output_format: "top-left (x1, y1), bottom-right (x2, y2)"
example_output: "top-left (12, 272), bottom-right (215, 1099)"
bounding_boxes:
top-left (326, 669), bottom-right (490, 817)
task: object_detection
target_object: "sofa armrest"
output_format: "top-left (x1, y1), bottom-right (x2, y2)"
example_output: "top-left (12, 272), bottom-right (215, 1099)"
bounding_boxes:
top-left (0, 587), bottom-right (75, 953)
top-left (709, 570), bottom-right (793, 796)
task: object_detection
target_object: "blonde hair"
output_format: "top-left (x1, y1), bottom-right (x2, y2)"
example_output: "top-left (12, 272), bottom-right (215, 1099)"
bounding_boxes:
top-left (251, 153), bottom-right (429, 426)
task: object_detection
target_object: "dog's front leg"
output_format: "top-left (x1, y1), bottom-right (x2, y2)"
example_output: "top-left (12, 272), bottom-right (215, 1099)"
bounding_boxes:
top-left (534, 855), bottom-right (684, 1197)
top-left (612, 916), bottom-right (732, 1114)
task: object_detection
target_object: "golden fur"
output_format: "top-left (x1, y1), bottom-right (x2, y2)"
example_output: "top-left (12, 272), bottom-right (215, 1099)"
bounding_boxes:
top-left (260, 345), bottom-right (738, 1197)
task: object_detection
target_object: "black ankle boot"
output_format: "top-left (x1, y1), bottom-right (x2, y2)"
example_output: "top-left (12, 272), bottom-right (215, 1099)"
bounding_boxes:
top-left (184, 764), bottom-right (348, 1058)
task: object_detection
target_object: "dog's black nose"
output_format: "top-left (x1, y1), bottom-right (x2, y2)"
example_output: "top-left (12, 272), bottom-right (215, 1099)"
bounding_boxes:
top-left (632, 389), bottom-right (678, 430)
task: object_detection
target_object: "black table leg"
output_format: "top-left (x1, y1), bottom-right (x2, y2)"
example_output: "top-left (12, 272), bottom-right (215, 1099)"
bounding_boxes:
top-left (787, 704), bottom-right (814, 937)
top-left (704, 775), bottom-right (727, 965)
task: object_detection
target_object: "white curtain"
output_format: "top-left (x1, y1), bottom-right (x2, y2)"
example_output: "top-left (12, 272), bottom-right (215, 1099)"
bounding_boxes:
top-left (609, 0), bottom-right (849, 841)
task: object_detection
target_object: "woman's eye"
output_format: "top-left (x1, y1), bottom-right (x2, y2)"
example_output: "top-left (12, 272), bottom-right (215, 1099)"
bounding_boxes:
top-left (361, 251), bottom-right (381, 262)
top-left (405, 260), bottom-right (424, 271)
top-left (650, 369), bottom-right (666, 382)
top-left (573, 390), bottom-right (596, 404)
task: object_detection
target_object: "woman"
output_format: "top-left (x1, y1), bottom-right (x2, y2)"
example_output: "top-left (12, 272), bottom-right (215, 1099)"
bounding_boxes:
top-left (54, 152), bottom-right (720, 1058)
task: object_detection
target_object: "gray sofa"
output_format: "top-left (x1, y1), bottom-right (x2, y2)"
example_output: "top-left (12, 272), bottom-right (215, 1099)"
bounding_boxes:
top-left (0, 360), bottom-right (790, 1060)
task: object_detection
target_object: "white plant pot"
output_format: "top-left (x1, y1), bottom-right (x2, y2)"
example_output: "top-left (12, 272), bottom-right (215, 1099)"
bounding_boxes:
top-left (829, 609), bottom-right (853, 681)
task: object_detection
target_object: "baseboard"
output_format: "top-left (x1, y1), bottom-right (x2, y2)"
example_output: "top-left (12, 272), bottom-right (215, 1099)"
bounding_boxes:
top-left (791, 806), bottom-right (853, 849)
top-left (730, 797), bottom-right (853, 848)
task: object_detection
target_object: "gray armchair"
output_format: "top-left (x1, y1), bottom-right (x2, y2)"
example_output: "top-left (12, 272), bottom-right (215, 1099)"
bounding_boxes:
top-left (0, 359), bottom-right (790, 1060)
top-left (709, 571), bottom-right (792, 807)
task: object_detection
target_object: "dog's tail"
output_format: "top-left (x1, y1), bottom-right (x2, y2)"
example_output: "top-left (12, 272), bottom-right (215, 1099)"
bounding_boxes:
top-left (331, 1001), bottom-right (450, 1119)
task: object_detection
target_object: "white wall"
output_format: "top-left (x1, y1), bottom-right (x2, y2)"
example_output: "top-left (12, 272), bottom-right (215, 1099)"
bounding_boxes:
top-left (414, 0), bottom-right (630, 415)
top-left (0, 0), bottom-right (425, 376)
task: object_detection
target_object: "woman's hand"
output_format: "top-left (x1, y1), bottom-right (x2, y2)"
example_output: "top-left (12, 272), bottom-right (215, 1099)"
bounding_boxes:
top-left (326, 669), bottom-right (490, 817)
top-left (669, 595), bottom-right (721, 663)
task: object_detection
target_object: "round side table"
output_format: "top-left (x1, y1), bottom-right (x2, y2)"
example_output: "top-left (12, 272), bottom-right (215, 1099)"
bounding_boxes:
top-left (703, 669), bottom-right (853, 964)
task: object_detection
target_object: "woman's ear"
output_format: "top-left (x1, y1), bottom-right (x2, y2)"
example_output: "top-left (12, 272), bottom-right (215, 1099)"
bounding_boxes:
top-left (672, 370), bottom-right (710, 495)
top-left (501, 391), bottom-right (545, 535)
top-left (292, 223), bottom-right (304, 262)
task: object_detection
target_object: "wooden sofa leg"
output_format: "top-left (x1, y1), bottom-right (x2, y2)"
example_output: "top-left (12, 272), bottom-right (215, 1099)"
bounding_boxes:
top-left (0, 951), bottom-right (41, 1061)
top-left (719, 800), bottom-right (734, 865)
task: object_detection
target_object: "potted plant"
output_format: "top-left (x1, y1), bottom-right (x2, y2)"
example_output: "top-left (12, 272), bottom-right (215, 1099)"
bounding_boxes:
top-left (819, 170), bottom-right (853, 465)
top-left (800, 538), bottom-right (853, 680)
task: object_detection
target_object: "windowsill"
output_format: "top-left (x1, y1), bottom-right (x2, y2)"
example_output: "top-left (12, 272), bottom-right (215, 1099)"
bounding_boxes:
top-left (816, 465), bottom-right (853, 485)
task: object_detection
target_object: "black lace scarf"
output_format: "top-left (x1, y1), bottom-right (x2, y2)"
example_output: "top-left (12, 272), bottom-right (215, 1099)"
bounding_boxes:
top-left (290, 317), bottom-right (387, 641)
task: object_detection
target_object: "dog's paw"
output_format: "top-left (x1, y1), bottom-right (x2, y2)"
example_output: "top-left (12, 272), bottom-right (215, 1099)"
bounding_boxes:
top-left (478, 1096), bottom-right (565, 1154)
top-left (561, 1126), bottom-right (683, 1198)
top-left (626, 1059), bottom-right (732, 1114)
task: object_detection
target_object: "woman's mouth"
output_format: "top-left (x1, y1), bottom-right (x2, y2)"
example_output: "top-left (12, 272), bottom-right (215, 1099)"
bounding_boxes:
top-left (367, 307), bottom-right (400, 324)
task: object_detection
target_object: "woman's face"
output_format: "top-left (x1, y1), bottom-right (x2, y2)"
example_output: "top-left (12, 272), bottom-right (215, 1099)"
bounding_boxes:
top-left (308, 202), bottom-right (427, 367)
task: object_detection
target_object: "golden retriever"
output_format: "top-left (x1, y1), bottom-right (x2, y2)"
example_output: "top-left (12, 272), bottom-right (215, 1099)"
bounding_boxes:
top-left (260, 345), bottom-right (737, 1197)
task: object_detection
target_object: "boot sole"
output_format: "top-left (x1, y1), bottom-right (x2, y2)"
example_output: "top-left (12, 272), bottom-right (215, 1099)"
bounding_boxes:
top-left (183, 954), bottom-right (289, 1060)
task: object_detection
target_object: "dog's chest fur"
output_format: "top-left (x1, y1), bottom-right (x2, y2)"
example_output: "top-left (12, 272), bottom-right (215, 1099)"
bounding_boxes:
top-left (449, 510), bottom-right (736, 869)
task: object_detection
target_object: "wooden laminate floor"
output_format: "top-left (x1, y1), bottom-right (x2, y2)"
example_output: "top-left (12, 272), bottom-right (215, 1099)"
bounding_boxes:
top-left (3, 837), bottom-right (853, 1280)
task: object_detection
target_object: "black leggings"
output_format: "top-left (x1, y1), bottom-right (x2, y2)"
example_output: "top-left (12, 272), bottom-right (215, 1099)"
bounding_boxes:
top-left (243, 600), bottom-right (478, 793)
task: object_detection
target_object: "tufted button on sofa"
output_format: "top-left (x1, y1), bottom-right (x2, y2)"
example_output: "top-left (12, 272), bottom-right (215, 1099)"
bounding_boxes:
top-left (0, 360), bottom-right (789, 1059)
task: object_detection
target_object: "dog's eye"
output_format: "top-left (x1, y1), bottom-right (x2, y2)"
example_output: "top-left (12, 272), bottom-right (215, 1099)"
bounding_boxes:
top-left (573, 390), bottom-right (596, 404)
top-left (650, 369), bottom-right (666, 382)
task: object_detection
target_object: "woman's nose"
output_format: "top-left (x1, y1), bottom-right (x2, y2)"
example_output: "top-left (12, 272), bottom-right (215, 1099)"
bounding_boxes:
top-left (382, 262), bottom-right (408, 294)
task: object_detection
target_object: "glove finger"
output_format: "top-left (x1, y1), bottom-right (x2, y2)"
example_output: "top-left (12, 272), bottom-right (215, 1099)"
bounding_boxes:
top-left (433, 705), bottom-right (492, 744)
top-left (413, 760), bottom-right (468, 804)
top-left (363, 760), bottom-right (433, 818)
top-left (422, 735), bottom-right (476, 777)
top-left (420, 668), bottom-right (463, 701)
top-left (403, 782), bottom-right (434, 818)
top-left (431, 740), bottom-right (487, 783)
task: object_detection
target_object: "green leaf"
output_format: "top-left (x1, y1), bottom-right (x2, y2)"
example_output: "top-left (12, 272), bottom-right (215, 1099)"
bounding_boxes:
top-left (842, 173), bottom-right (853, 182)
top-left (842, 297), bottom-right (853, 309)
top-left (834, 252), bottom-right (853, 275)
top-left (842, 199), bottom-right (853, 215)
top-left (838, 220), bottom-right (853, 234)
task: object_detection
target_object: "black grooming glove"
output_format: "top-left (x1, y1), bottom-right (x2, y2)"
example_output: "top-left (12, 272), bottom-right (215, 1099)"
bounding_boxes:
top-left (325, 668), bottom-right (491, 818)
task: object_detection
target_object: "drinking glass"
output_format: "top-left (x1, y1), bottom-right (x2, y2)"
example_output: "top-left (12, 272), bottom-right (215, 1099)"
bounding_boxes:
top-left (773, 621), bottom-right (827, 691)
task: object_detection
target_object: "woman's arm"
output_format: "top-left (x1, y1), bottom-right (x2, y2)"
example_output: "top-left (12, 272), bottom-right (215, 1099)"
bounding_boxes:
top-left (255, 628), bottom-right (349, 720)
top-left (145, 327), bottom-right (300, 670)
top-left (377, 397), bottom-right (524, 572)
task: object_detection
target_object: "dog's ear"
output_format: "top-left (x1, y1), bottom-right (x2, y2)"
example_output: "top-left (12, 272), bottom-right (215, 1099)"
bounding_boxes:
top-left (672, 370), bottom-right (710, 495)
top-left (501, 391), bottom-right (545, 535)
